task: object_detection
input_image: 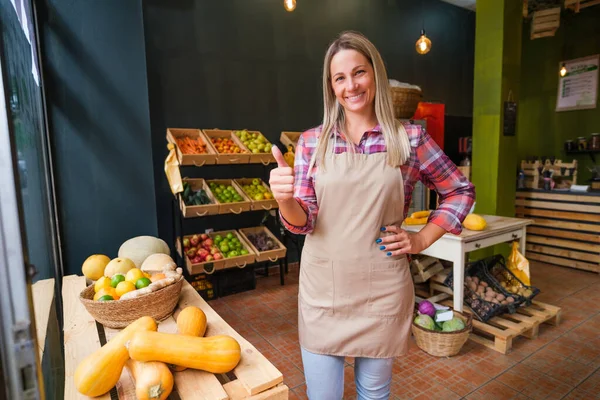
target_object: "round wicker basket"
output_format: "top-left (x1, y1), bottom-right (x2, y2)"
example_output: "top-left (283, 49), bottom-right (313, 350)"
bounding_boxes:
top-left (390, 87), bottom-right (422, 119)
top-left (79, 276), bottom-right (184, 329)
top-left (411, 311), bottom-right (472, 357)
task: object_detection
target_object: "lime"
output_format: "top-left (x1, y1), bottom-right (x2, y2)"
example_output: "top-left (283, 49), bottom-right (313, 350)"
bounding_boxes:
top-left (240, 249), bottom-right (249, 255)
top-left (135, 277), bottom-right (152, 289)
top-left (226, 232), bottom-right (234, 240)
top-left (110, 274), bottom-right (126, 288)
top-left (98, 295), bottom-right (114, 301)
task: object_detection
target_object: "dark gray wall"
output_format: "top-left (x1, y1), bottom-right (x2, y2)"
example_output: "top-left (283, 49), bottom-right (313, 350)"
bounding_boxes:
top-left (40, 0), bottom-right (157, 275)
top-left (143, 0), bottom-right (476, 243)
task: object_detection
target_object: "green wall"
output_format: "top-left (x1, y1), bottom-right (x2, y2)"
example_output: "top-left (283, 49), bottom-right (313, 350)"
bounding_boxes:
top-left (518, 7), bottom-right (600, 184)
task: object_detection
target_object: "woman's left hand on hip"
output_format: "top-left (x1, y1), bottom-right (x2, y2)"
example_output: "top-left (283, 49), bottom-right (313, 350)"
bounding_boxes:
top-left (376, 225), bottom-right (427, 256)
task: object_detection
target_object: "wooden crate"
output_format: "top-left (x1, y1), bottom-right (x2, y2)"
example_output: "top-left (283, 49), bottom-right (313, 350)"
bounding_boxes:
top-left (543, 159), bottom-right (578, 187)
top-left (410, 256), bottom-right (444, 283)
top-left (279, 131), bottom-right (302, 150)
top-left (530, 7), bottom-right (560, 39)
top-left (565, 0), bottom-right (600, 13)
top-left (206, 179), bottom-right (252, 215)
top-left (238, 226), bottom-right (287, 263)
top-left (515, 190), bottom-right (600, 273)
top-left (458, 166), bottom-right (471, 180)
top-left (176, 235), bottom-right (227, 275)
top-left (180, 178), bottom-right (220, 218)
top-left (521, 160), bottom-right (541, 189)
top-left (426, 272), bottom-right (562, 354)
top-left (234, 178), bottom-right (278, 211)
top-left (209, 230), bottom-right (256, 269)
top-left (62, 275), bottom-right (288, 400)
top-left (202, 129), bottom-right (252, 164)
top-left (166, 128), bottom-right (218, 166)
top-left (239, 130), bottom-right (276, 165)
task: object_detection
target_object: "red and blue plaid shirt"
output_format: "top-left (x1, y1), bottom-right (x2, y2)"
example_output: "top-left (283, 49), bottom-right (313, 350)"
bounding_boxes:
top-left (280, 122), bottom-right (475, 235)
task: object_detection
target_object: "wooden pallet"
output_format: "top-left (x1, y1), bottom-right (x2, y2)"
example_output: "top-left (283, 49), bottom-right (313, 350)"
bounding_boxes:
top-left (565, 0), bottom-right (600, 13)
top-left (426, 273), bottom-right (561, 354)
top-left (410, 256), bottom-right (444, 283)
top-left (530, 7), bottom-right (561, 39)
top-left (63, 275), bottom-right (289, 400)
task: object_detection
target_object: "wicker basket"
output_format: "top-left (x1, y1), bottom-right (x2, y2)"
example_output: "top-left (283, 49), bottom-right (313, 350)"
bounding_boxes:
top-left (390, 87), bottom-right (422, 119)
top-left (79, 276), bottom-right (184, 328)
top-left (412, 311), bottom-right (472, 357)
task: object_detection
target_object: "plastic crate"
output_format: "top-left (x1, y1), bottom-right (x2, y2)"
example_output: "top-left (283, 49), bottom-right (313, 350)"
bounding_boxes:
top-left (216, 265), bottom-right (256, 298)
top-left (484, 254), bottom-right (540, 307)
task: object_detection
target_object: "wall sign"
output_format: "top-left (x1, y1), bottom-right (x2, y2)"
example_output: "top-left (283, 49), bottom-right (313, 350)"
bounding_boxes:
top-left (556, 55), bottom-right (599, 112)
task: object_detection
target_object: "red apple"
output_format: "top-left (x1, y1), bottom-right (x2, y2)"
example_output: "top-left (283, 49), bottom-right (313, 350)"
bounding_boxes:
top-left (183, 238), bottom-right (191, 248)
top-left (210, 247), bottom-right (220, 255)
top-left (190, 234), bottom-right (200, 246)
top-left (186, 248), bottom-right (197, 257)
top-left (191, 256), bottom-right (202, 264)
top-left (205, 255), bottom-right (214, 262)
top-left (203, 238), bottom-right (214, 247)
top-left (213, 253), bottom-right (223, 260)
top-left (198, 248), bottom-right (209, 258)
top-left (200, 233), bottom-right (209, 240)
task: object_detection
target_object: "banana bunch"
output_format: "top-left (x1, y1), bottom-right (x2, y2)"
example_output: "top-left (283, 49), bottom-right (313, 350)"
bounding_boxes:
top-left (404, 210), bottom-right (431, 225)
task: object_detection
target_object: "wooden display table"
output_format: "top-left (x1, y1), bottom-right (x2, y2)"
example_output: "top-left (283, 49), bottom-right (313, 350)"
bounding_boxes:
top-left (62, 275), bottom-right (289, 399)
top-left (515, 189), bottom-right (600, 273)
top-left (403, 215), bottom-right (533, 311)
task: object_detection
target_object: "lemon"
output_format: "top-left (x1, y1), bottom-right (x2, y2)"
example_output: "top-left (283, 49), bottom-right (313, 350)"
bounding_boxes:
top-left (126, 268), bottom-right (145, 283)
top-left (94, 287), bottom-right (119, 301)
top-left (115, 281), bottom-right (136, 297)
top-left (94, 276), bottom-right (112, 293)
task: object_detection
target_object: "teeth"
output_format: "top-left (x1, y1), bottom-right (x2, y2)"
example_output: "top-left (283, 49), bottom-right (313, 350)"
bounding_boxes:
top-left (347, 93), bottom-right (364, 101)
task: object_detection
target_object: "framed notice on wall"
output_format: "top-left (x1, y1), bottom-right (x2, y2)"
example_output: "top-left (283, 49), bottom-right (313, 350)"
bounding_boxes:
top-left (556, 55), bottom-right (599, 112)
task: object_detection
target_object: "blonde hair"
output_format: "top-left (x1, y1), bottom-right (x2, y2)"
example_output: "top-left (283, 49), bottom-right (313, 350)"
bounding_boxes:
top-left (308, 31), bottom-right (411, 174)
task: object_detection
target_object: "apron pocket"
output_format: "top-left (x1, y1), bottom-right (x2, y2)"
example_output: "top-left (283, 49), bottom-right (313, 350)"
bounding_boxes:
top-left (299, 252), bottom-right (334, 313)
top-left (368, 258), bottom-right (411, 317)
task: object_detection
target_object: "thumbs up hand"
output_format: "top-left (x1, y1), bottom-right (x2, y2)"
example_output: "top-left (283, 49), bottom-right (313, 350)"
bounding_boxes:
top-left (270, 146), bottom-right (295, 202)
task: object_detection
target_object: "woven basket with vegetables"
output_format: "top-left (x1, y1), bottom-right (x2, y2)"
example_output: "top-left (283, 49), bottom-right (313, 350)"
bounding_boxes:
top-left (412, 300), bottom-right (472, 357)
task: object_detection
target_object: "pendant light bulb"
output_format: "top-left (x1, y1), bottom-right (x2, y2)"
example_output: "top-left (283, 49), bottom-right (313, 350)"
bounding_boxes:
top-left (559, 63), bottom-right (567, 77)
top-left (415, 30), bottom-right (432, 55)
top-left (284, 0), bottom-right (296, 12)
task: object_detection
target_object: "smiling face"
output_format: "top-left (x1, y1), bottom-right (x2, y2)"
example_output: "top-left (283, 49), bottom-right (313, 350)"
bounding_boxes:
top-left (329, 49), bottom-right (376, 115)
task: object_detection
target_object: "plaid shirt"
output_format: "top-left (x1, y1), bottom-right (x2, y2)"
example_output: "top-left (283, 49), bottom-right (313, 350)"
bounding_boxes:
top-left (280, 122), bottom-right (475, 235)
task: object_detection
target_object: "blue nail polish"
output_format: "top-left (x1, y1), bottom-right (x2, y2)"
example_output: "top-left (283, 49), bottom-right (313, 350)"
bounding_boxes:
top-left (379, 245), bottom-right (386, 250)
top-left (375, 238), bottom-right (382, 244)
top-left (386, 252), bottom-right (392, 256)
top-left (380, 227), bottom-right (386, 231)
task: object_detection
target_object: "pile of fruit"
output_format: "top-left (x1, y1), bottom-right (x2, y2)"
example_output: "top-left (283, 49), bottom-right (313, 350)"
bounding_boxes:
top-left (240, 178), bottom-right (274, 201)
top-left (208, 182), bottom-right (245, 203)
top-left (183, 234), bottom-right (224, 264)
top-left (74, 308), bottom-right (241, 398)
top-left (210, 136), bottom-right (248, 154)
top-left (491, 266), bottom-right (535, 298)
top-left (246, 231), bottom-right (280, 252)
top-left (182, 181), bottom-right (212, 206)
top-left (214, 232), bottom-right (250, 259)
top-left (82, 252), bottom-right (182, 301)
top-left (234, 130), bottom-right (273, 154)
top-left (175, 136), bottom-right (209, 154)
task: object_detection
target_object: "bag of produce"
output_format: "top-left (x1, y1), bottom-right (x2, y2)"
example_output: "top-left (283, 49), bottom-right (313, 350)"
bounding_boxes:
top-left (507, 242), bottom-right (530, 286)
top-left (165, 143), bottom-right (183, 196)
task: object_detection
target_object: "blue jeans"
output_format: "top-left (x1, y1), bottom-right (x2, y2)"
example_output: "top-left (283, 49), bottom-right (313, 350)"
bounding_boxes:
top-left (301, 347), bottom-right (393, 400)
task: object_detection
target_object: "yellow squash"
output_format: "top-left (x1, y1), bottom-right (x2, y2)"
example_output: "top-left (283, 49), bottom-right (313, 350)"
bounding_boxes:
top-left (463, 214), bottom-right (487, 231)
top-left (169, 306), bottom-right (208, 372)
top-left (74, 316), bottom-right (157, 397)
top-left (128, 331), bottom-right (241, 374)
top-left (126, 359), bottom-right (173, 400)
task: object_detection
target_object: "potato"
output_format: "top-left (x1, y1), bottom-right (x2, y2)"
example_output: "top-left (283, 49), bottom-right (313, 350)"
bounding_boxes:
top-left (481, 281), bottom-right (488, 288)
top-left (501, 300), bottom-right (508, 305)
top-left (506, 297), bottom-right (515, 303)
top-left (491, 298), bottom-right (500, 304)
top-left (473, 277), bottom-right (479, 285)
top-left (476, 288), bottom-right (485, 296)
top-left (468, 282), bottom-right (477, 292)
top-left (496, 294), bottom-right (505, 301)
top-left (523, 289), bottom-right (533, 297)
top-left (484, 296), bottom-right (493, 302)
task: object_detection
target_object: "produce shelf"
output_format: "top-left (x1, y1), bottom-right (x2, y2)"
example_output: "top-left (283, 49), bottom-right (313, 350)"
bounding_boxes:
top-left (166, 128), bottom-right (218, 166)
top-left (62, 275), bottom-right (289, 400)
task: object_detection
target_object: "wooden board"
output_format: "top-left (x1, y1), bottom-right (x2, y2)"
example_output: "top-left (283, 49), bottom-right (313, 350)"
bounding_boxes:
top-left (410, 256), bottom-right (444, 283)
top-left (32, 278), bottom-right (55, 360)
top-left (62, 276), bottom-right (288, 399)
top-left (565, 0), bottom-right (600, 12)
top-left (526, 226), bottom-right (600, 243)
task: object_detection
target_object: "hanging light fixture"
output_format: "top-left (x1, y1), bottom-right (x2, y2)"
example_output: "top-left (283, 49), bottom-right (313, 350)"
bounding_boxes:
top-left (559, 62), bottom-right (567, 77)
top-left (415, 29), bottom-right (432, 55)
top-left (283, 0), bottom-right (296, 12)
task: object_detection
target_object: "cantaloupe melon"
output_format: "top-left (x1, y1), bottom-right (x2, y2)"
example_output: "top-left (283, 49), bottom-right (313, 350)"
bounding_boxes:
top-left (118, 236), bottom-right (171, 268)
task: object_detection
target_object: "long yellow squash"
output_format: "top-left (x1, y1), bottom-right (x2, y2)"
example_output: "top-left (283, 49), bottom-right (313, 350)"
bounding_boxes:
top-left (74, 316), bottom-right (158, 397)
top-left (128, 331), bottom-right (241, 373)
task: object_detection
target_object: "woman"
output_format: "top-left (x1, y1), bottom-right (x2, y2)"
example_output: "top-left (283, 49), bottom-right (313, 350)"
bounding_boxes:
top-left (270, 31), bottom-right (475, 400)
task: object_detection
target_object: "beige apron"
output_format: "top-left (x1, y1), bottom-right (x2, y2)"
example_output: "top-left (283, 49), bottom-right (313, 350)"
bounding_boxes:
top-left (298, 151), bottom-right (415, 358)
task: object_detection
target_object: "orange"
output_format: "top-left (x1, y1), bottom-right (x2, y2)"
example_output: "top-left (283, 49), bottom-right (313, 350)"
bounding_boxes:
top-left (150, 273), bottom-right (166, 283)
top-left (94, 276), bottom-right (111, 293)
top-left (94, 287), bottom-right (120, 301)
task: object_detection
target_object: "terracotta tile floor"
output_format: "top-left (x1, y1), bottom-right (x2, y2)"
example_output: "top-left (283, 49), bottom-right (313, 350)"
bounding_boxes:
top-left (209, 261), bottom-right (600, 399)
